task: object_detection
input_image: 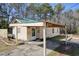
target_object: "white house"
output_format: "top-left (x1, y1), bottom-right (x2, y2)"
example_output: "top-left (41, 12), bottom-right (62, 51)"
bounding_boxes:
top-left (9, 18), bottom-right (65, 41)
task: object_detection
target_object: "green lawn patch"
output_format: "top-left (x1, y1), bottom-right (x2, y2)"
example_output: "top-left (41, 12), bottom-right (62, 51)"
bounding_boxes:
top-left (48, 35), bottom-right (79, 56)
top-left (48, 45), bottom-right (79, 56)
top-left (48, 50), bottom-right (67, 56)
top-left (47, 35), bottom-right (65, 43)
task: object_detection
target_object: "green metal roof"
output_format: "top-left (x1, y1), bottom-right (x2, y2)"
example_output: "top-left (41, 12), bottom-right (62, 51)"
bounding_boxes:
top-left (17, 18), bottom-right (40, 23)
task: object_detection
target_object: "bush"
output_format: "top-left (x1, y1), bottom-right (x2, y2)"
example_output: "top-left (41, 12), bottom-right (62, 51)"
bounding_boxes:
top-left (0, 20), bottom-right (8, 29)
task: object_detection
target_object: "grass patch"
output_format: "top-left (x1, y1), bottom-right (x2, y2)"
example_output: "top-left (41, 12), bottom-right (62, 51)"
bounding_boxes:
top-left (48, 41), bottom-right (79, 56)
top-left (48, 35), bottom-right (79, 56)
top-left (0, 42), bottom-right (17, 53)
top-left (0, 45), bottom-right (15, 52)
top-left (47, 35), bottom-right (65, 43)
top-left (48, 50), bottom-right (67, 56)
top-left (48, 46), bottom-right (79, 56)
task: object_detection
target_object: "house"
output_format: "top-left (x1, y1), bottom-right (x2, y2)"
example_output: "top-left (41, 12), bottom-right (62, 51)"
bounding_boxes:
top-left (9, 18), bottom-right (65, 41)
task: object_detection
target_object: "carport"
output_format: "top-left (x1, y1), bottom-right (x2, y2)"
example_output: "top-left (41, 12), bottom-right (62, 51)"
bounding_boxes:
top-left (43, 21), bottom-right (65, 56)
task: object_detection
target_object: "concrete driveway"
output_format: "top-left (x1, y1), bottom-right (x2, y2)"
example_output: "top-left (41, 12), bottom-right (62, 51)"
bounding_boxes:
top-left (0, 40), bottom-right (59, 56)
top-left (0, 44), bottom-right (43, 56)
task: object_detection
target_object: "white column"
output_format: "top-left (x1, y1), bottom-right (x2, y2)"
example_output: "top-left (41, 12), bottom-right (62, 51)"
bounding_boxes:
top-left (15, 26), bottom-right (18, 44)
top-left (26, 27), bottom-right (28, 41)
top-left (65, 26), bottom-right (67, 44)
top-left (43, 26), bottom-right (46, 56)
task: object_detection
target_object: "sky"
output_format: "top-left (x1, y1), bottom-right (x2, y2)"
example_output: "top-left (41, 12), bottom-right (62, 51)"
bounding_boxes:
top-left (50, 3), bottom-right (79, 12)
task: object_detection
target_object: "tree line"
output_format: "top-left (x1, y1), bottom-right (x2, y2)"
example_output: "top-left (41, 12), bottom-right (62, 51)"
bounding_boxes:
top-left (0, 3), bottom-right (79, 34)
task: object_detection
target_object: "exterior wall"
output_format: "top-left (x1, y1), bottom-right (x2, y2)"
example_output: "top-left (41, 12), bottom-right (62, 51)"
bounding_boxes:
top-left (27, 27), bottom-right (32, 41)
top-left (38, 27), bottom-right (60, 39)
top-left (13, 26), bottom-right (37, 41)
top-left (36, 27), bottom-right (43, 39)
top-left (46, 28), bottom-right (60, 38)
top-left (13, 27), bottom-right (27, 41)
top-left (13, 26), bottom-right (60, 41)
top-left (37, 27), bottom-right (43, 39)
top-left (0, 29), bottom-right (7, 38)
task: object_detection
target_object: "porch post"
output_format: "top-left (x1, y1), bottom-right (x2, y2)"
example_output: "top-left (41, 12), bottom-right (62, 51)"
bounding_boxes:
top-left (43, 26), bottom-right (46, 56)
top-left (65, 26), bottom-right (67, 44)
top-left (15, 26), bottom-right (18, 44)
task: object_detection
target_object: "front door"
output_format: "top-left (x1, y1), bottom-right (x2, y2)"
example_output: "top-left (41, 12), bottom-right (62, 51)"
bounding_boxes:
top-left (31, 28), bottom-right (36, 40)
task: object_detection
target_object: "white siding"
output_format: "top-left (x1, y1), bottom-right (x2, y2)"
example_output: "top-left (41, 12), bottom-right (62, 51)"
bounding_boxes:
top-left (13, 27), bottom-right (27, 41)
top-left (37, 27), bottom-right (43, 39)
top-left (27, 27), bottom-right (32, 41)
top-left (13, 27), bottom-right (60, 41)
top-left (37, 27), bottom-right (60, 39)
top-left (46, 28), bottom-right (60, 38)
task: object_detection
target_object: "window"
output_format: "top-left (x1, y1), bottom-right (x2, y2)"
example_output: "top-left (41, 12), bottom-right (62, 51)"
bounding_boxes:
top-left (52, 28), bottom-right (54, 33)
top-left (32, 28), bottom-right (35, 36)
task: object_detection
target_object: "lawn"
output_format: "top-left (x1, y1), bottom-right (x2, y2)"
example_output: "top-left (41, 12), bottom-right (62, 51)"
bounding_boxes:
top-left (0, 45), bottom-right (16, 53)
top-left (48, 35), bottom-right (79, 56)
top-left (0, 45), bottom-right (16, 52)
top-left (47, 35), bottom-right (65, 43)
top-left (48, 44), bottom-right (79, 56)
top-left (48, 50), bottom-right (67, 56)
top-left (0, 40), bottom-right (17, 53)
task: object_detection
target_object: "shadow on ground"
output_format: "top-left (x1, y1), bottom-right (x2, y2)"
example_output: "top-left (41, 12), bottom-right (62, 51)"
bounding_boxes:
top-left (38, 40), bottom-right (60, 49)
top-left (53, 41), bottom-right (79, 56)
top-left (38, 37), bottom-right (79, 56)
